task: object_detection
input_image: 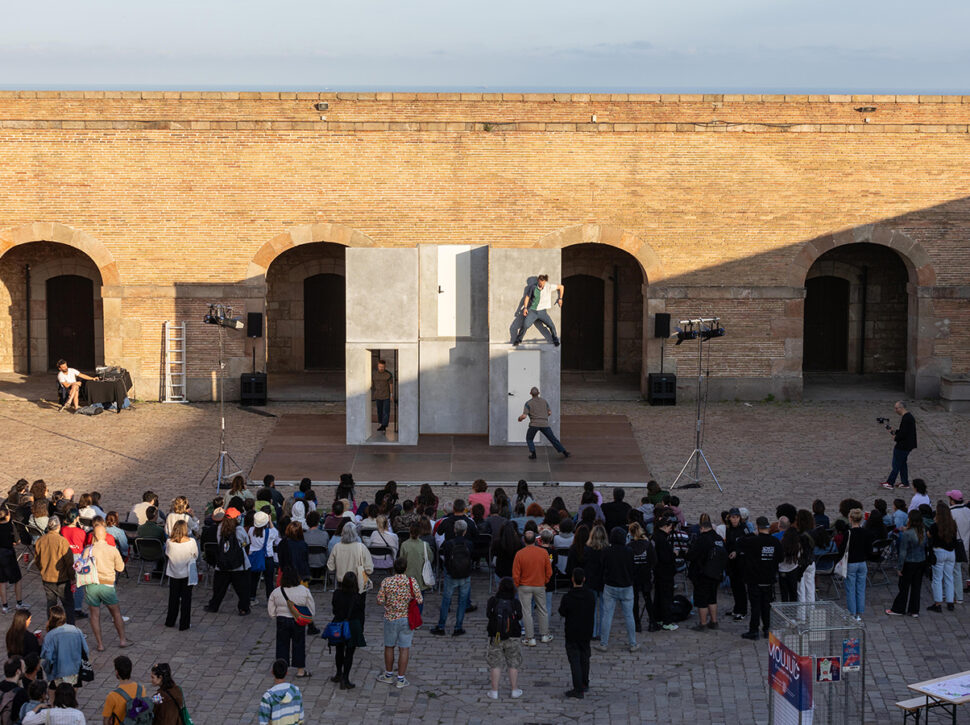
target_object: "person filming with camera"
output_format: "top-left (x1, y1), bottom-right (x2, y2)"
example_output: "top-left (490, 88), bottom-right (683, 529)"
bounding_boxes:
top-left (880, 401), bottom-right (917, 490)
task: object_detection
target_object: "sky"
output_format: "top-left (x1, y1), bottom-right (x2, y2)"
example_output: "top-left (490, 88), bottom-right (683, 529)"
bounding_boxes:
top-left (1, 0), bottom-right (968, 92)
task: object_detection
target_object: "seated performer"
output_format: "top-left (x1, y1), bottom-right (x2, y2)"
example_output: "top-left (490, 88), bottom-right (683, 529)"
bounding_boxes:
top-left (56, 359), bottom-right (97, 412)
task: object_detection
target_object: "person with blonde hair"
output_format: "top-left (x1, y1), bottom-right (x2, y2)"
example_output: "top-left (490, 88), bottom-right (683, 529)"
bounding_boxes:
top-left (841, 508), bottom-right (873, 622)
top-left (165, 519), bottom-right (199, 630)
top-left (165, 496), bottom-right (200, 537)
top-left (368, 515), bottom-right (399, 569)
top-left (86, 523), bottom-right (129, 650)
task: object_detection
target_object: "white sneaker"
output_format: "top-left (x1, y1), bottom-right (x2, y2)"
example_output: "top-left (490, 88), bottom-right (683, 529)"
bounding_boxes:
top-left (523, 638), bottom-right (537, 647)
top-left (540, 634), bottom-right (553, 643)
top-left (662, 623), bottom-right (679, 631)
top-left (376, 672), bottom-right (395, 685)
top-left (122, 616), bottom-right (131, 623)
top-left (510, 689), bottom-right (523, 699)
top-left (395, 677), bottom-right (409, 689)
top-left (487, 690), bottom-right (499, 700)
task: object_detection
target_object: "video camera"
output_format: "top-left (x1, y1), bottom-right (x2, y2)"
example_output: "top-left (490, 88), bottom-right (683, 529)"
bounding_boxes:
top-left (876, 416), bottom-right (893, 432)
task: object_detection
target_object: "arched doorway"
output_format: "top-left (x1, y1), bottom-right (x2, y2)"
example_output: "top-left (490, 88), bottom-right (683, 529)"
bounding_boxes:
top-left (264, 242), bottom-right (346, 400)
top-left (560, 243), bottom-right (644, 398)
top-left (802, 243), bottom-right (908, 395)
top-left (0, 242), bottom-right (104, 375)
top-left (303, 273), bottom-right (345, 370)
top-left (46, 275), bottom-right (95, 370)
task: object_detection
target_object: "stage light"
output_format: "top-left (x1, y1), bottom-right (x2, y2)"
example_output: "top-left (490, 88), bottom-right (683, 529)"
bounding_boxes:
top-left (203, 304), bottom-right (244, 330)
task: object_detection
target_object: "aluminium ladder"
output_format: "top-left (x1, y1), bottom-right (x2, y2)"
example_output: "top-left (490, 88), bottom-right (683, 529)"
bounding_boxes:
top-left (163, 321), bottom-right (189, 403)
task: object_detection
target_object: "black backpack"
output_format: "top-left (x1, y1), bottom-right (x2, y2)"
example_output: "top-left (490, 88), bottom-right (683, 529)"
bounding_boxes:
top-left (493, 597), bottom-right (518, 641)
top-left (447, 540), bottom-right (473, 579)
top-left (702, 541), bottom-right (729, 581)
top-left (217, 532), bottom-right (245, 570)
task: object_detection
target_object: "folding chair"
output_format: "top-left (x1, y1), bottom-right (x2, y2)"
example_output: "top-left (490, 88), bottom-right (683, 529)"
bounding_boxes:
top-left (307, 545), bottom-right (328, 587)
top-left (815, 552), bottom-right (843, 597)
top-left (134, 538), bottom-right (166, 585)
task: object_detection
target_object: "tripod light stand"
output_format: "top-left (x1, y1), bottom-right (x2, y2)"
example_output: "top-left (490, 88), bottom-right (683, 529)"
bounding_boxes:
top-left (199, 304), bottom-right (244, 492)
top-left (670, 316), bottom-right (725, 492)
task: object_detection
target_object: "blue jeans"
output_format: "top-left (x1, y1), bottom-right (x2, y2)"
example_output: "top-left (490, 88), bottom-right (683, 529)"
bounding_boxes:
top-left (515, 309), bottom-right (559, 344)
top-left (375, 398), bottom-right (390, 429)
top-left (932, 548), bottom-right (956, 603)
top-left (845, 562), bottom-right (867, 615)
top-left (600, 584), bottom-right (637, 647)
top-left (526, 426), bottom-right (566, 454)
top-left (437, 574), bottom-right (470, 631)
top-left (887, 447), bottom-right (910, 485)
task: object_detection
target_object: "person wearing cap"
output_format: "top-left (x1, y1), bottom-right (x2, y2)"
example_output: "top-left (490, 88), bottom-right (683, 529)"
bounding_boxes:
top-left (164, 518), bottom-right (200, 630)
top-left (249, 510), bottom-right (282, 603)
top-left (947, 490), bottom-right (970, 600)
top-left (202, 507), bottom-right (226, 549)
top-left (738, 516), bottom-right (782, 640)
top-left (724, 508), bottom-right (751, 622)
top-left (517, 387), bottom-right (570, 460)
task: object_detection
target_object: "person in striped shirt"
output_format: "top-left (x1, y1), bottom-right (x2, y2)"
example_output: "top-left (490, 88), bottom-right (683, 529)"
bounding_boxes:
top-left (258, 659), bottom-right (305, 725)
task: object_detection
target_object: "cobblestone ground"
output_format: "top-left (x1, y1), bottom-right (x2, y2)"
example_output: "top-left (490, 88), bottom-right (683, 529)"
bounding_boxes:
top-left (0, 397), bottom-right (968, 724)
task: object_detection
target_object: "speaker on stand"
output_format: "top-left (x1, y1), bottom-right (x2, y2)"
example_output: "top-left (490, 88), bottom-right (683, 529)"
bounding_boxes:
top-left (649, 313), bottom-right (675, 405)
top-left (243, 312), bottom-right (267, 405)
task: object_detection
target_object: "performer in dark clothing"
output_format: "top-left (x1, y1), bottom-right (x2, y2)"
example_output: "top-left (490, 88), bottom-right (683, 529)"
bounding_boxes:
top-left (883, 401), bottom-right (917, 489)
top-left (652, 517), bottom-right (679, 631)
top-left (558, 568), bottom-right (596, 699)
top-left (739, 516), bottom-right (782, 640)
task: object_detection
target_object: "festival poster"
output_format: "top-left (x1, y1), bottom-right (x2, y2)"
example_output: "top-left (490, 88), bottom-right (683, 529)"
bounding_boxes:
top-left (842, 637), bottom-right (861, 672)
top-left (768, 632), bottom-right (814, 724)
top-left (816, 656), bottom-right (841, 683)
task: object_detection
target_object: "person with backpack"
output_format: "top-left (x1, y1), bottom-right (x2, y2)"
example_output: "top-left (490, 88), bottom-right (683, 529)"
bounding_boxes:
top-left (102, 655), bottom-right (152, 725)
top-left (0, 656), bottom-right (27, 725)
top-left (86, 524), bottom-right (129, 652)
top-left (204, 516), bottom-right (252, 617)
top-left (163, 520), bottom-right (198, 631)
top-left (512, 529), bottom-right (553, 646)
top-left (267, 567), bottom-right (315, 680)
top-left (484, 576), bottom-right (523, 701)
top-left (685, 513), bottom-right (726, 632)
top-left (21, 682), bottom-right (85, 724)
top-left (558, 567), bottom-right (596, 699)
top-left (628, 523), bottom-right (657, 633)
top-left (429, 520), bottom-right (475, 637)
top-left (149, 662), bottom-right (186, 725)
top-left (248, 511), bottom-right (280, 604)
top-left (329, 572), bottom-right (366, 691)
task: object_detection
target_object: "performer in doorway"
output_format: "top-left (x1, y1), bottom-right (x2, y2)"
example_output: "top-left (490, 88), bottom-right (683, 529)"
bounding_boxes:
top-left (881, 400), bottom-right (917, 490)
top-left (55, 359), bottom-right (97, 412)
top-left (372, 358), bottom-right (394, 432)
top-left (513, 274), bottom-right (564, 347)
top-left (517, 387), bottom-right (570, 460)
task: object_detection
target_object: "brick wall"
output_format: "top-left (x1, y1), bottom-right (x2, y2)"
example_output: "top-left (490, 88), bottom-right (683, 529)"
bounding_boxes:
top-left (0, 93), bottom-right (967, 399)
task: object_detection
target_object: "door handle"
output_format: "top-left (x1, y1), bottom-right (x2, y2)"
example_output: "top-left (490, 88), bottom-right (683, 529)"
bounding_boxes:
top-left (508, 392), bottom-right (514, 396)
top-left (438, 285), bottom-right (444, 293)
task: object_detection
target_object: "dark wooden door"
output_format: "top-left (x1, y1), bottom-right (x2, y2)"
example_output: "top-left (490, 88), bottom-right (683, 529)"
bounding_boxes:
top-left (561, 274), bottom-right (605, 370)
top-left (803, 276), bottom-right (850, 372)
top-left (46, 275), bottom-right (95, 371)
top-left (304, 273), bottom-right (346, 370)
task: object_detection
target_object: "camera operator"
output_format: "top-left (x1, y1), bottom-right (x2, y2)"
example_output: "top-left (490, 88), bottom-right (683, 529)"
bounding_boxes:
top-left (881, 401), bottom-right (917, 490)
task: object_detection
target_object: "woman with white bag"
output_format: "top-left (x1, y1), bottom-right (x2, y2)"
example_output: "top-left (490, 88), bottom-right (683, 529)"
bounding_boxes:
top-left (164, 519), bottom-right (199, 630)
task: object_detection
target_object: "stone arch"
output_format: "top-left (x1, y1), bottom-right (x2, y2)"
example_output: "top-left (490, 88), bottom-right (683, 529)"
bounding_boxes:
top-left (788, 224), bottom-right (936, 288)
top-left (0, 223), bottom-right (120, 285)
top-left (245, 223), bottom-right (377, 286)
top-left (536, 224), bottom-right (663, 284)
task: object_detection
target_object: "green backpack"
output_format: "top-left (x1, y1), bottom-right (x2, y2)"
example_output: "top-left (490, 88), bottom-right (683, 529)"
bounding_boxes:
top-left (113, 685), bottom-right (153, 725)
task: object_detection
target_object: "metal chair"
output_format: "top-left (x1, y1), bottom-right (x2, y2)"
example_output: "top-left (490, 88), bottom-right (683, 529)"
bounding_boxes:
top-left (201, 542), bottom-right (219, 587)
top-left (394, 530), bottom-right (410, 543)
top-left (368, 545), bottom-right (394, 576)
top-left (307, 545), bottom-right (328, 586)
top-left (869, 538), bottom-right (895, 587)
top-left (815, 552), bottom-right (843, 597)
top-left (552, 547), bottom-right (573, 592)
top-left (134, 538), bottom-right (166, 585)
top-left (78, 517), bottom-right (94, 530)
top-left (118, 522), bottom-right (139, 536)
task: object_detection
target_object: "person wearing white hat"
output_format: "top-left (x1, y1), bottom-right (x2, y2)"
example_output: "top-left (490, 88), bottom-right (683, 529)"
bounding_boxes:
top-left (164, 519), bottom-right (200, 630)
top-left (947, 490), bottom-right (970, 602)
top-left (249, 510), bottom-right (281, 604)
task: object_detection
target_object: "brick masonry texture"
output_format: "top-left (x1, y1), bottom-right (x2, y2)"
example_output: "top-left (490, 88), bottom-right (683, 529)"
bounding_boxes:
top-left (0, 93), bottom-right (967, 399)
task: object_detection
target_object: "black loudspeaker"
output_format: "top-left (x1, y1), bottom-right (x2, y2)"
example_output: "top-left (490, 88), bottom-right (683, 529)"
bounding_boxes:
top-left (654, 313), bottom-right (671, 338)
top-left (247, 312), bottom-right (263, 338)
top-left (647, 373), bottom-right (676, 406)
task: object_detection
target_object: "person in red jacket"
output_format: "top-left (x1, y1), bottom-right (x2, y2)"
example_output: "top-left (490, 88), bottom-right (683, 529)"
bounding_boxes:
top-left (512, 530), bottom-right (553, 646)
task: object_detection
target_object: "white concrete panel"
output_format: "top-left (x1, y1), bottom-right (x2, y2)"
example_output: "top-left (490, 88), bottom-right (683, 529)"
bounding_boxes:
top-left (436, 245), bottom-right (472, 337)
top-left (507, 349), bottom-right (541, 444)
top-left (346, 248), bottom-right (418, 343)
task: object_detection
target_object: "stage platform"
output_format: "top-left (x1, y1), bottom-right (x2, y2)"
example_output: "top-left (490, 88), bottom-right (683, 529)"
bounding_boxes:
top-left (248, 413), bottom-right (651, 486)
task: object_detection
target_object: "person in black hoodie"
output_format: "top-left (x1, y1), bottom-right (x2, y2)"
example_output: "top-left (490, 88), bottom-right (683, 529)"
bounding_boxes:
top-left (724, 507), bottom-right (751, 622)
top-left (330, 571), bottom-right (366, 690)
top-left (652, 516), bottom-right (679, 631)
top-left (485, 576), bottom-right (524, 700)
top-left (628, 522), bottom-right (657, 633)
top-left (582, 525), bottom-right (608, 639)
top-left (601, 489), bottom-right (632, 534)
top-left (685, 513), bottom-right (724, 631)
top-left (558, 567), bottom-right (596, 699)
top-left (595, 527), bottom-right (639, 652)
top-left (739, 516), bottom-right (783, 640)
